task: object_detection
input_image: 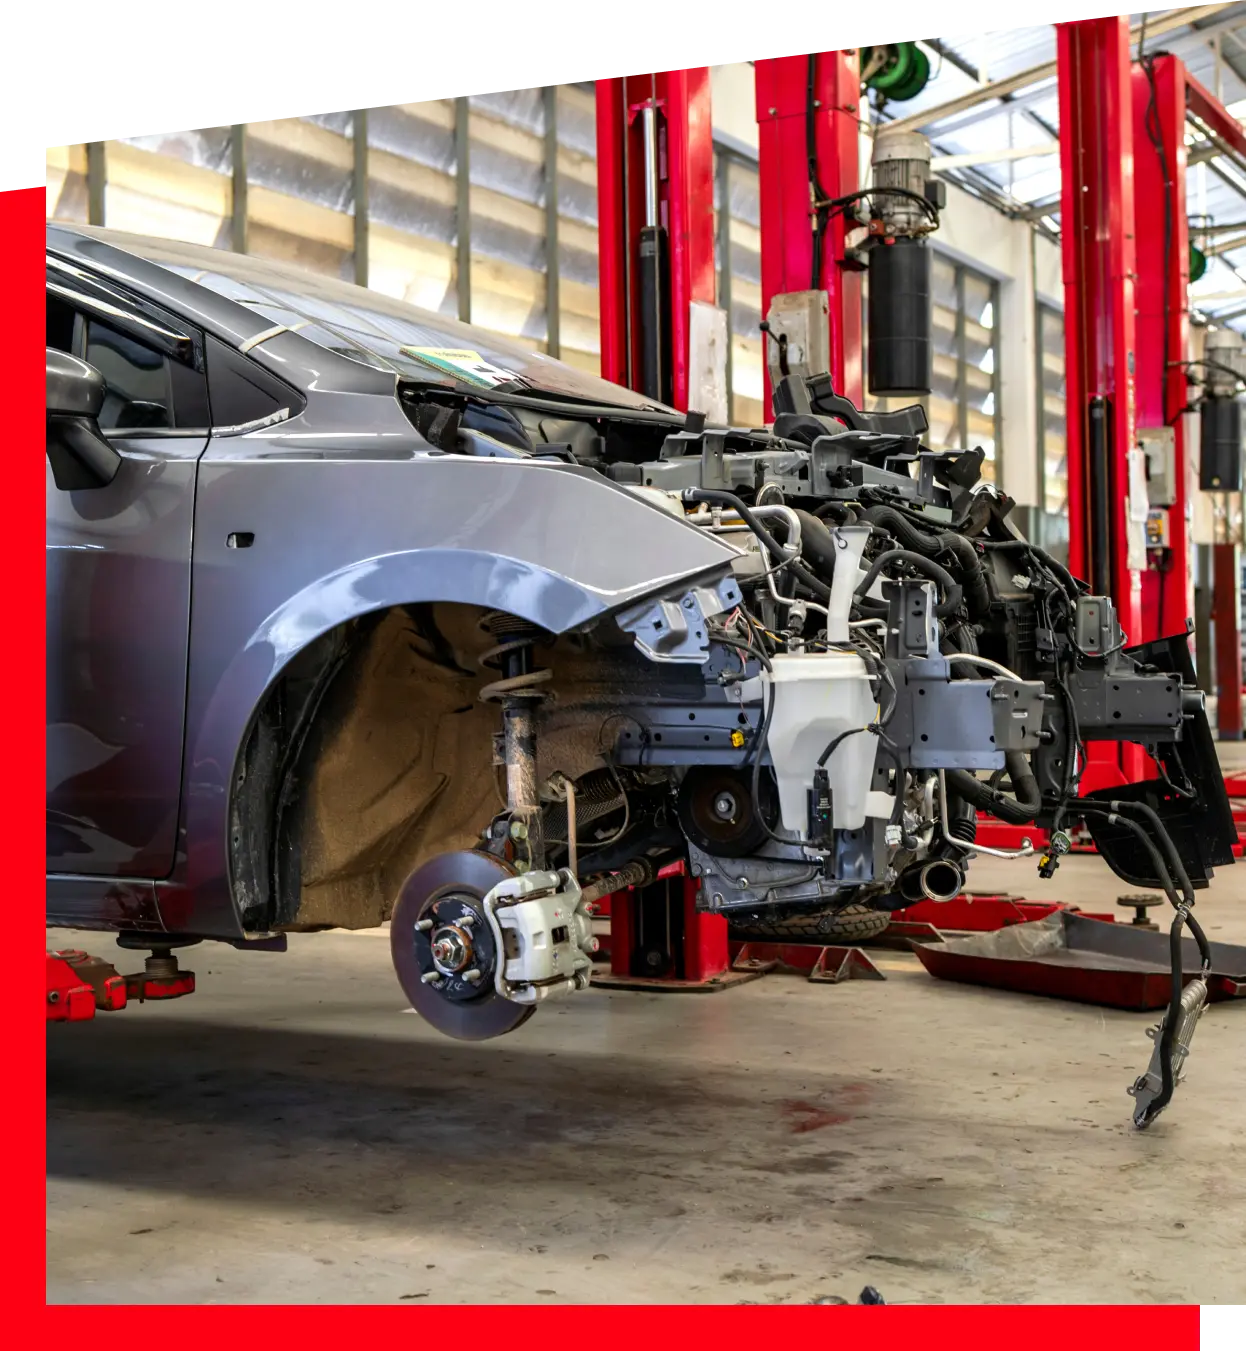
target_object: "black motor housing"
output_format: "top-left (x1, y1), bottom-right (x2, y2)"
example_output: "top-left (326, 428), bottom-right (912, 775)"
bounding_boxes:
top-left (868, 236), bottom-right (932, 397)
top-left (1199, 395), bottom-right (1243, 491)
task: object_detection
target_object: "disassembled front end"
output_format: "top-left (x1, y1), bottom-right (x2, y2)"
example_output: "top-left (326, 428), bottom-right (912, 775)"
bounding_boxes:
top-left (388, 366), bottom-right (1234, 1129)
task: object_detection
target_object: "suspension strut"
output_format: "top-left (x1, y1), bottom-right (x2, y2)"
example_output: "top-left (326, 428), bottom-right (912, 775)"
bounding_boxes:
top-left (479, 612), bottom-right (553, 869)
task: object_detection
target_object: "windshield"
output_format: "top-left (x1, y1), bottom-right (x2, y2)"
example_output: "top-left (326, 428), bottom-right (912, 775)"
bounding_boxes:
top-left (114, 233), bottom-right (668, 411)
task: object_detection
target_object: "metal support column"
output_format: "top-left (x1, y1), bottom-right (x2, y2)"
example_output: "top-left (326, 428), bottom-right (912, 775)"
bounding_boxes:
top-left (595, 69), bottom-right (716, 411)
top-left (543, 85), bottom-right (561, 359)
top-left (455, 96), bottom-right (472, 324)
top-left (352, 110), bottom-right (369, 288)
top-left (86, 142), bottom-right (106, 228)
top-left (230, 125), bottom-right (248, 253)
top-left (1213, 543), bottom-right (1244, 739)
top-left (755, 52), bottom-right (863, 413)
top-left (1131, 54), bottom-right (1192, 648)
top-left (1057, 16), bottom-right (1142, 789)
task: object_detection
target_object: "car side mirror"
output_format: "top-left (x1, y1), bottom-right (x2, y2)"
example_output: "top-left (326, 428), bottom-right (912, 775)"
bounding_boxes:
top-left (46, 348), bottom-right (122, 489)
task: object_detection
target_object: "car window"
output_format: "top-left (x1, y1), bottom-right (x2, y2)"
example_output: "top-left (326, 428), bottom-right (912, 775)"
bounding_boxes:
top-left (86, 319), bottom-right (175, 430)
top-left (46, 291), bottom-right (76, 354)
top-left (46, 284), bottom-right (210, 432)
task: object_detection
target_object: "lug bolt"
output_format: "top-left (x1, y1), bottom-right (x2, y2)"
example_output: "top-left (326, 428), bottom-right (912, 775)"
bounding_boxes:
top-left (420, 971), bottom-right (444, 986)
top-left (416, 918), bottom-right (434, 932)
top-left (463, 968), bottom-right (483, 983)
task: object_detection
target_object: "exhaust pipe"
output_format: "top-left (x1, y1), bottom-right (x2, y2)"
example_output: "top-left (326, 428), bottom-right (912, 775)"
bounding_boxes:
top-left (897, 858), bottom-right (965, 904)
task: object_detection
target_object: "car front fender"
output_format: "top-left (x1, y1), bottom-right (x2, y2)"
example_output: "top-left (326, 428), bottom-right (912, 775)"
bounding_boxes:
top-left (159, 452), bottom-right (738, 937)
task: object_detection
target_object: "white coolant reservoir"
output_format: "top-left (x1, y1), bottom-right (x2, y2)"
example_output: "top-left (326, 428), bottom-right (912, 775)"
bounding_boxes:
top-left (763, 650), bottom-right (879, 835)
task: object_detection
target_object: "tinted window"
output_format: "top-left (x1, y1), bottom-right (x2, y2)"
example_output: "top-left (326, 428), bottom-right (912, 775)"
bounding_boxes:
top-left (205, 335), bottom-right (302, 427)
top-left (46, 292), bottom-right (76, 353)
top-left (86, 319), bottom-right (174, 429)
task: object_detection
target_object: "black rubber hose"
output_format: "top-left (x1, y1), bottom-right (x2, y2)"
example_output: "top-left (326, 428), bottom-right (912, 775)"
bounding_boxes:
top-left (815, 726), bottom-right (904, 825)
top-left (1076, 802), bottom-right (1203, 1119)
top-left (945, 752), bottom-right (1041, 825)
top-left (1104, 798), bottom-right (1197, 909)
top-left (859, 505), bottom-right (992, 617)
top-left (685, 488), bottom-right (832, 603)
top-left (859, 503), bottom-right (940, 553)
top-left (791, 509), bottom-right (842, 586)
top-left (855, 548), bottom-right (963, 619)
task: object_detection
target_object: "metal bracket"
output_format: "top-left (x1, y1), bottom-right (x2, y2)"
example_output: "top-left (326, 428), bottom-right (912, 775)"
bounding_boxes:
top-left (615, 573), bottom-right (742, 664)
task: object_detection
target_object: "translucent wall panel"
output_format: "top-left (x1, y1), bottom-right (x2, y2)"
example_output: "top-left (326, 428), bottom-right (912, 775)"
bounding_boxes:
top-left (1037, 303), bottom-right (1069, 562)
top-left (554, 84), bottom-right (600, 375)
top-left (716, 153), bottom-right (764, 427)
top-left (245, 116), bottom-right (355, 280)
top-left (366, 100), bottom-right (458, 315)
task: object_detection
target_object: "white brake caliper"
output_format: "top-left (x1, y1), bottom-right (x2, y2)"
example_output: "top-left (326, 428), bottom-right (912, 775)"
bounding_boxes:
top-left (481, 869), bottom-right (597, 1005)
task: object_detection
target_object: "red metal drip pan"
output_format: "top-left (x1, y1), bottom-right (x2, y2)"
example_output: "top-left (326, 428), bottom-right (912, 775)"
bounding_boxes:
top-left (911, 911), bottom-right (1246, 1011)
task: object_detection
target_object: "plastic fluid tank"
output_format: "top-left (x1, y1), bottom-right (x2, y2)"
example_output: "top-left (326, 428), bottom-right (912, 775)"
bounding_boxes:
top-left (763, 650), bottom-right (879, 835)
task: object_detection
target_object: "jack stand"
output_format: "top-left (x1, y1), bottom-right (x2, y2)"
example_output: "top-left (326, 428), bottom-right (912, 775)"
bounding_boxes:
top-left (729, 942), bottom-right (885, 984)
top-left (592, 862), bottom-right (761, 993)
top-left (115, 935), bottom-right (199, 1001)
top-left (1117, 893), bottom-right (1163, 931)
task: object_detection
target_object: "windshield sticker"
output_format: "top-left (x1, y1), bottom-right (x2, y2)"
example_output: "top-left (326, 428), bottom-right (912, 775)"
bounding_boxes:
top-left (400, 347), bottom-right (521, 388)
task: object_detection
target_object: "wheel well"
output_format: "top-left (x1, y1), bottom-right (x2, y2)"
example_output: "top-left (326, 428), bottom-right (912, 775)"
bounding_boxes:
top-left (230, 603), bottom-right (505, 933)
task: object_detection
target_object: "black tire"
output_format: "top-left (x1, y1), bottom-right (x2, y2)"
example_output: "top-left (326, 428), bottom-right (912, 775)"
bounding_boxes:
top-left (727, 902), bottom-right (891, 944)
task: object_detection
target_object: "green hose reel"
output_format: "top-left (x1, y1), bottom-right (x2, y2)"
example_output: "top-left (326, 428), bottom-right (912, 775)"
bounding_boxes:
top-left (1189, 244), bottom-right (1208, 285)
top-left (860, 43), bottom-right (932, 103)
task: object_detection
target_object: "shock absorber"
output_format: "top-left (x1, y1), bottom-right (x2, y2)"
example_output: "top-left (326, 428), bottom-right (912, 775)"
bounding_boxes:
top-left (479, 612), bottom-right (553, 869)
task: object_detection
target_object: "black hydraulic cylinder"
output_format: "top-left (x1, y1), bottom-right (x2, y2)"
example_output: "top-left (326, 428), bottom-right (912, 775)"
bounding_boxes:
top-left (867, 235), bottom-right (931, 397)
top-left (638, 224), bottom-right (672, 406)
top-left (1087, 395), bottom-right (1112, 599)
top-left (1199, 395), bottom-right (1244, 492)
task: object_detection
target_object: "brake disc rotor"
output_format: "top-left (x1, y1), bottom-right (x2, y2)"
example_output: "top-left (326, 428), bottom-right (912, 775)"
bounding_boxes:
top-left (390, 850), bottom-right (535, 1041)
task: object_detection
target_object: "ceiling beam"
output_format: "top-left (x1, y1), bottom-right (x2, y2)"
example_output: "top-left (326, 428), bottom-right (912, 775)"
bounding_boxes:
top-left (884, 6), bottom-right (1236, 135)
top-left (931, 144), bottom-right (1059, 170)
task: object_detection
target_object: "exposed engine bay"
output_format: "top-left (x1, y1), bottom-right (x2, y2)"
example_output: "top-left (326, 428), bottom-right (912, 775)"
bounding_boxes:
top-left (386, 369), bottom-right (1237, 1126)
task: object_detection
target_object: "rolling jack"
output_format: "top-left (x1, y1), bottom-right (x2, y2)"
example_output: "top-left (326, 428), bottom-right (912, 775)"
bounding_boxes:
top-left (46, 939), bottom-right (198, 1023)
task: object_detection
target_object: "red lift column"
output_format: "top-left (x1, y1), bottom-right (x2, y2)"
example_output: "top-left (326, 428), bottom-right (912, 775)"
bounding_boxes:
top-left (596, 70), bottom-right (716, 412)
top-left (594, 72), bottom-right (738, 989)
top-left (1057, 17), bottom-right (1143, 789)
top-left (755, 52), bottom-right (864, 416)
top-left (1131, 54), bottom-right (1193, 649)
top-left (1184, 71), bottom-right (1246, 740)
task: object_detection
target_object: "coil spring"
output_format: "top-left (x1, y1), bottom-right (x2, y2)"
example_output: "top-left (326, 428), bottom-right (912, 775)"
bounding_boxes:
top-left (478, 610), bottom-right (552, 704)
top-left (543, 768), bottom-right (626, 841)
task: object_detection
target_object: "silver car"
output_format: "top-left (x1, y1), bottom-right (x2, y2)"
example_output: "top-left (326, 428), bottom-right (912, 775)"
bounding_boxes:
top-left (46, 223), bottom-right (1233, 1107)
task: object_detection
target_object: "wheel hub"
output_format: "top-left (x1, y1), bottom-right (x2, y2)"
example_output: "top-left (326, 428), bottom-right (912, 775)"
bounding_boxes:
top-left (430, 920), bottom-right (474, 975)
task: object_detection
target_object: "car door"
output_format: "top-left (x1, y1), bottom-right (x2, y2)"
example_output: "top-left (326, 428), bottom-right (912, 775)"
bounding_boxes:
top-left (45, 260), bottom-right (210, 878)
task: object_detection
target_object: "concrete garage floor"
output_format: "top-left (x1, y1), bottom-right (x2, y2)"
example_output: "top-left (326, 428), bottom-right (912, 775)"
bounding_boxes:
top-left (47, 748), bottom-right (1246, 1306)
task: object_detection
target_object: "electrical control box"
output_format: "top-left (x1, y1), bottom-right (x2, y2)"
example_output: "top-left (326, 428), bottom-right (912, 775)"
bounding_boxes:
top-left (763, 291), bottom-right (831, 389)
top-left (1139, 426), bottom-right (1177, 507)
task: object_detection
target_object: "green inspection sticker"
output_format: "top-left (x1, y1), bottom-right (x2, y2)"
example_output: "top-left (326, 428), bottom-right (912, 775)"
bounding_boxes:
top-left (401, 347), bottom-right (520, 388)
